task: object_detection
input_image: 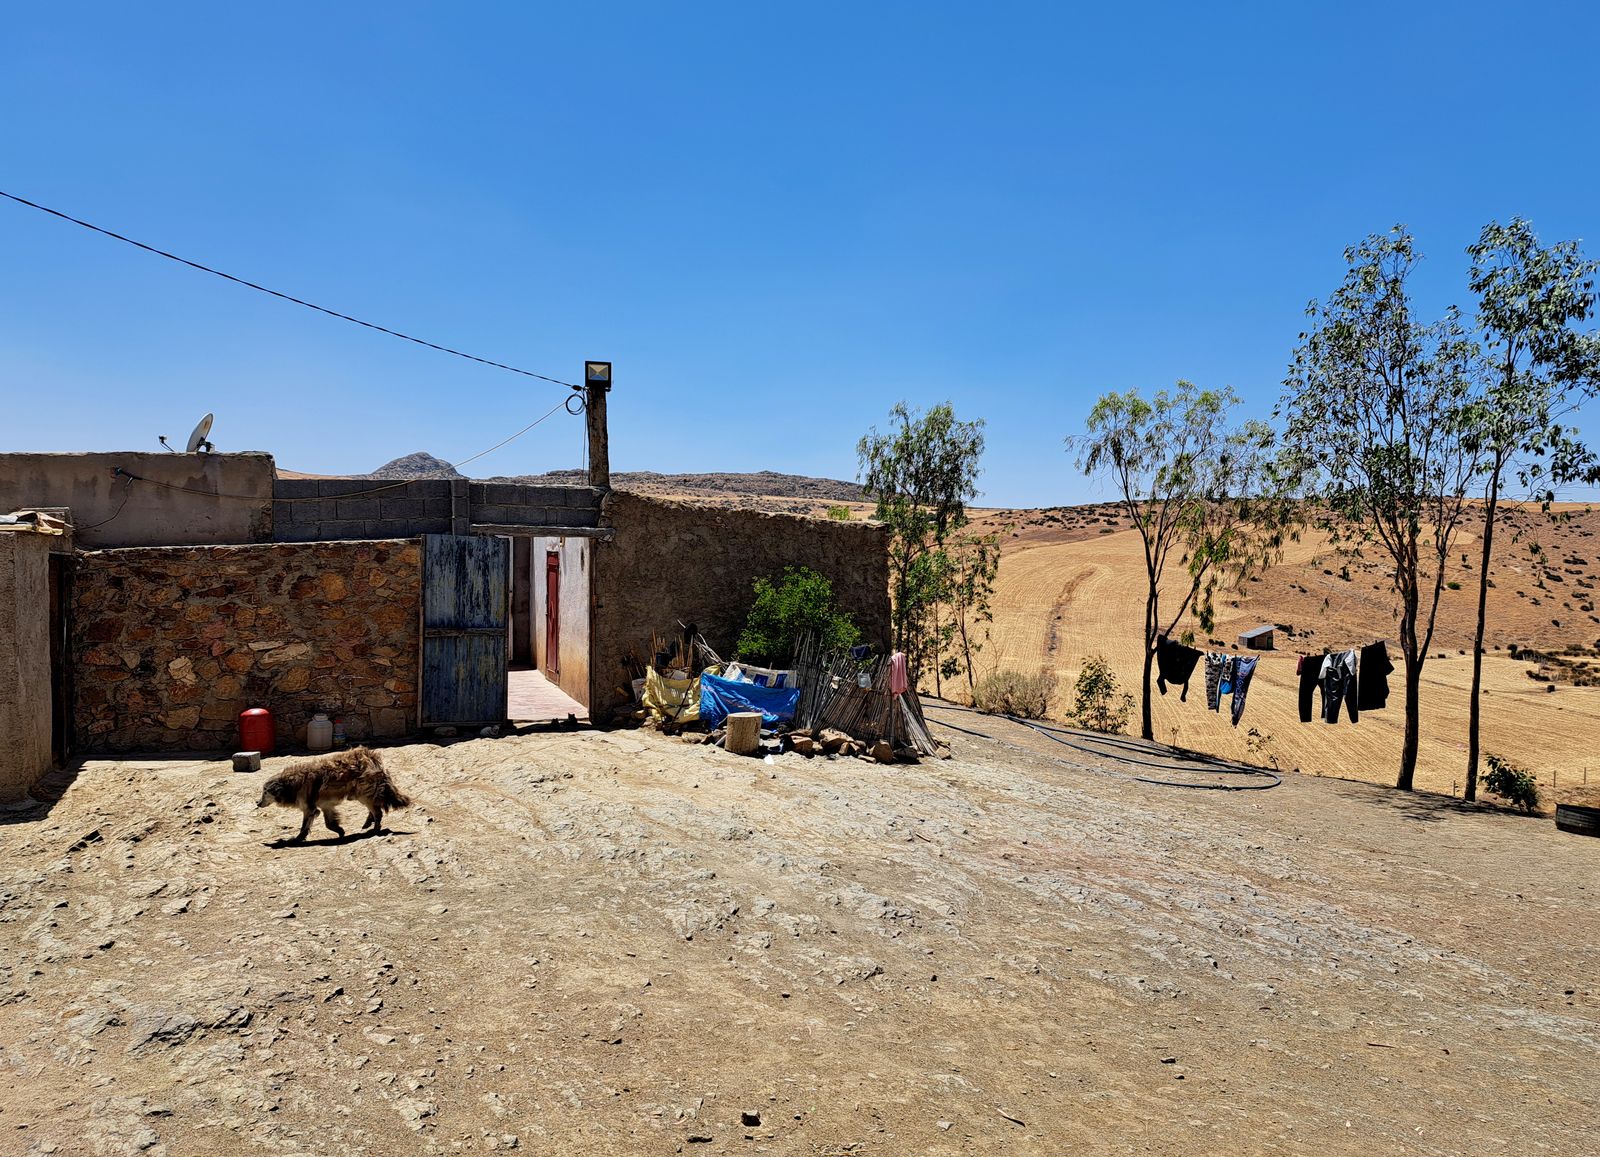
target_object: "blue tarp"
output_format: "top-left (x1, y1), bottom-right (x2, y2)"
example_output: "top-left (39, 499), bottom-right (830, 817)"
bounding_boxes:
top-left (700, 671), bottom-right (800, 730)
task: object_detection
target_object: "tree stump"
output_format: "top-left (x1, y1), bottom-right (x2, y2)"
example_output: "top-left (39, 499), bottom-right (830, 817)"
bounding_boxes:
top-left (725, 712), bottom-right (762, 756)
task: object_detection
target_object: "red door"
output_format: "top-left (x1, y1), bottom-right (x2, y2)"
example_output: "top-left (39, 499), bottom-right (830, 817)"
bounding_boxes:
top-left (545, 551), bottom-right (560, 674)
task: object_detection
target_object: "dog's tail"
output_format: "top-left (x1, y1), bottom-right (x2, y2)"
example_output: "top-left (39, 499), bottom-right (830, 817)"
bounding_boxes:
top-left (354, 748), bottom-right (410, 810)
top-left (378, 777), bottom-right (412, 811)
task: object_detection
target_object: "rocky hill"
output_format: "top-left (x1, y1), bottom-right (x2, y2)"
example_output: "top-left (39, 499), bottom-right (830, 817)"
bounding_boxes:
top-left (365, 451), bottom-right (463, 480)
top-left (490, 469), bottom-right (864, 503)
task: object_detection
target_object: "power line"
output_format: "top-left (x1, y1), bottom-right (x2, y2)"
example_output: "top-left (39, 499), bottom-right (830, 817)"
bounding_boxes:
top-left (77, 472), bottom-right (134, 529)
top-left (430, 395), bottom-right (575, 475)
top-left (118, 396), bottom-right (576, 501)
top-left (0, 188), bottom-right (579, 388)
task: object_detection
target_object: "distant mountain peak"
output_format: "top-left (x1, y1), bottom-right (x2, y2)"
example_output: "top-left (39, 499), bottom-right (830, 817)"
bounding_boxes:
top-left (366, 451), bottom-right (462, 480)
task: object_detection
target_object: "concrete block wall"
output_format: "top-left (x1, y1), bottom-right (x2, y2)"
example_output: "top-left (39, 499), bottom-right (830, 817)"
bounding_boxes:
top-left (272, 478), bottom-right (454, 542)
top-left (272, 479), bottom-right (601, 541)
top-left (466, 482), bottom-right (602, 529)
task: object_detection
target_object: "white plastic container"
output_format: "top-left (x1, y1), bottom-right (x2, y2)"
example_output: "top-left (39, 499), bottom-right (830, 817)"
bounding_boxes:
top-left (306, 713), bottom-right (334, 752)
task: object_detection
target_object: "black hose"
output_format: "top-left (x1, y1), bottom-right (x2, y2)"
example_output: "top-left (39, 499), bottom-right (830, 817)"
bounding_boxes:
top-left (1007, 715), bottom-right (1281, 790)
top-left (924, 705), bottom-right (1281, 791)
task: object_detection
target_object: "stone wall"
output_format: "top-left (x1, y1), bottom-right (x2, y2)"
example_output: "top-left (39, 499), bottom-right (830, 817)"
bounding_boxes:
top-left (0, 531), bottom-right (53, 800)
top-left (72, 541), bottom-right (420, 752)
top-left (589, 493), bottom-right (890, 718)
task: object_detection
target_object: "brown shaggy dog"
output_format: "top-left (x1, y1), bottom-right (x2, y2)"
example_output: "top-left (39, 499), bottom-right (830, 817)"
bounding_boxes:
top-left (256, 747), bottom-right (411, 843)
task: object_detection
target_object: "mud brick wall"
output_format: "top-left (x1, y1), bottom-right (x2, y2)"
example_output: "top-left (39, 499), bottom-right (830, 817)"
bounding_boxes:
top-left (72, 541), bottom-right (420, 752)
top-left (589, 493), bottom-right (891, 719)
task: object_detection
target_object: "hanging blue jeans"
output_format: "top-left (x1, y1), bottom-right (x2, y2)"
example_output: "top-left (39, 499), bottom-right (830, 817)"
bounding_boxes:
top-left (1230, 656), bottom-right (1258, 726)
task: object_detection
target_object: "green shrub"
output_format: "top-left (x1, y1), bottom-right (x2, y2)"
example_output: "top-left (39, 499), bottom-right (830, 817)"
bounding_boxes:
top-left (1067, 655), bottom-right (1134, 734)
top-left (826, 505), bottom-right (852, 521)
top-left (735, 566), bottom-right (860, 667)
top-left (973, 670), bottom-right (1057, 719)
top-left (1484, 753), bottom-right (1540, 812)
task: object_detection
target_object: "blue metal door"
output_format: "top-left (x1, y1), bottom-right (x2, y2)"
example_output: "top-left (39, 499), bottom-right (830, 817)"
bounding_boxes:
top-left (421, 534), bottom-right (509, 727)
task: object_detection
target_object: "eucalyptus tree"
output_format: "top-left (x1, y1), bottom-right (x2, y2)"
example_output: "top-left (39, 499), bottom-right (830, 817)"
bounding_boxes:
top-left (1073, 381), bottom-right (1287, 741)
top-left (1461, 220), bottom-right (1600, 800)
top-left (1278, 227), bottom-right (1481, 792)
top-left (943, 527), bottom-right (1002, 699)
top-left (857, 402), bottom-right (986, 681)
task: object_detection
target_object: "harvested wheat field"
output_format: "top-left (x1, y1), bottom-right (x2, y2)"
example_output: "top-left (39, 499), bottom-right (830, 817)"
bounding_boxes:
top-left (974, 504), bottom-right (1600, 804)
top-left (2, 726), bottom-right (1596, 1155)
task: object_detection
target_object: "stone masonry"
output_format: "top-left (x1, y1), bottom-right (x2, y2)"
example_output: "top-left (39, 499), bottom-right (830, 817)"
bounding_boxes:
top-left (72, 540), bottom-right (420, 752)
top-left (589, 493), bottom-right (891, 718)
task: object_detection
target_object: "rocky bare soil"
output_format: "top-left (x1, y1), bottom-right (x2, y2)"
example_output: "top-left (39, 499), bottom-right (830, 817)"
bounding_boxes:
top-left (1, 716), bottom-right (1595, 1155)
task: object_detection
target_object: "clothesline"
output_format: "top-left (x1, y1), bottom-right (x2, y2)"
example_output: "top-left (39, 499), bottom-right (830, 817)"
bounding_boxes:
top-left (1157, 636), bottom-right (1392, 662)
top-left (1155, 637), bottom-right (1395, 728)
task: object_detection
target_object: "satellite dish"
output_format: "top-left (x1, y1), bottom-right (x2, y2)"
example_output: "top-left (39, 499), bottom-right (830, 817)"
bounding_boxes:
top-left (184, 413), bottom-right (215, 454)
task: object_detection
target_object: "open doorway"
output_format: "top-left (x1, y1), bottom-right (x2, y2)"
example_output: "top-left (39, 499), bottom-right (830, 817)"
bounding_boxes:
top-left (508, 533), bottom-right (589, 723)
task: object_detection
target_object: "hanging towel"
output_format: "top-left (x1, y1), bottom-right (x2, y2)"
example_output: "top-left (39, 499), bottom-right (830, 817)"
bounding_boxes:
top-left (1156, 637), bottom-right (1202, 701)
top-left (1356, 641), bottom-right (1393, 711)
top-left (1320, 650), bottom-right (1357, 723)
top-left (1204, 653), bottom-right (1228, 711)
top-left (887, 652), bottom-right (909, 695)
top-left (1230, 656), bottom-right (1259, 726)
top-left (1292, 652), bottom-right (1318, 723)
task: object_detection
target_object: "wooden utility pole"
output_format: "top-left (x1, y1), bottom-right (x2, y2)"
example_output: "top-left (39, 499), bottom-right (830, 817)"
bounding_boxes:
top-left (584, 361), bottom-right (611, 491)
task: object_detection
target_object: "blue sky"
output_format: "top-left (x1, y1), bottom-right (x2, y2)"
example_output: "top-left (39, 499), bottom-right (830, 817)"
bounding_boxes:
top-left (4, 2), bottom-right (1598, 506)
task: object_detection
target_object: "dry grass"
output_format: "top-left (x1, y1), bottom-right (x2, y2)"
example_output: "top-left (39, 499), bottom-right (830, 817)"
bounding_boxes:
top-left (977, 508), bottom-right (1600, 804)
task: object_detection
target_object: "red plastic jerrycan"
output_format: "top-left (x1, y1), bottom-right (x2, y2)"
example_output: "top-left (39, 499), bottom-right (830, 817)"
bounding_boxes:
top-left (239, 707), bottom-right (275, 755)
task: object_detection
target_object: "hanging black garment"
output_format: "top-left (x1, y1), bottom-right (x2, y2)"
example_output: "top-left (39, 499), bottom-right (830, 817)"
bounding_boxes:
top-left (1298, 655), bottom-right (1322, 723)
top-left (1321, 650), bottom-right (1357, 723)
top-left (1156, 637), bottom-right (1202, 701)
top-left (1356, 641), bottom-right (1393, 711)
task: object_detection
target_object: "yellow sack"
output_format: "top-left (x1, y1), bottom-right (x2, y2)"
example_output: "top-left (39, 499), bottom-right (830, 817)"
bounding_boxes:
top-left (643, 668), bottom-right (701, 724)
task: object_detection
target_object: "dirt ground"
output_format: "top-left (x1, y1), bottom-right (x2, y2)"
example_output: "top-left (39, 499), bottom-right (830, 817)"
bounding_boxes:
top-left (2, 720), bottom-right (1595, 1156)
top-left (972, 508), bottom-right (1600, 803)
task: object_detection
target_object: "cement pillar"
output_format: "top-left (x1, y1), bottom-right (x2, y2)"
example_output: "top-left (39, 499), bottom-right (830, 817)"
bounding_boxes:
top-left (0, 531), bottom-right (53, 801)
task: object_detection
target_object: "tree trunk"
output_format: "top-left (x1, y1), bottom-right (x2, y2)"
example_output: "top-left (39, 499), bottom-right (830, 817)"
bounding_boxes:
top-left (1140, 585), bottom-right (1157, 741)
top-left (1397, 591), bottom-right (1421, 792)
top-left (1140, 645), bottom-right (1156, 741)
top-left (1398, 655), bottom-right (1423, 791)
top-left (1466, 472), bottom-right (1500, 801)
top-left (958, 611), bottom-right (976, 699)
